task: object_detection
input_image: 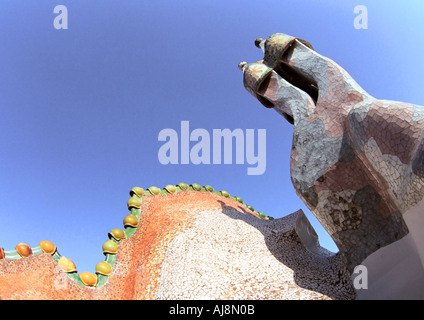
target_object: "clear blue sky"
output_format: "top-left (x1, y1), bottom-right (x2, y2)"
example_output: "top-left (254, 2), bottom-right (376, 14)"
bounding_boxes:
top-left (1, 1), bottom-right (423, 274)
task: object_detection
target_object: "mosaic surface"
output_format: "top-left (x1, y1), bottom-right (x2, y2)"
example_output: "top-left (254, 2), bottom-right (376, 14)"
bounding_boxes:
top-left (240, 33), bottom-right (424, 271)
top-left (0, 185), bottom-right (354, 299)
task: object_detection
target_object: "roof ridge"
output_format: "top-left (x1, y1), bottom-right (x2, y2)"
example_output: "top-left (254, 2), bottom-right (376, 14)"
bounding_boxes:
top-left (0, 183), bottom-right (273, 288)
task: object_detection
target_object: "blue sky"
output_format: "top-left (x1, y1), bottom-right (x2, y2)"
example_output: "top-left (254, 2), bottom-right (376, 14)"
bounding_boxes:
top-left (1, 1), bottom-right (423, 274)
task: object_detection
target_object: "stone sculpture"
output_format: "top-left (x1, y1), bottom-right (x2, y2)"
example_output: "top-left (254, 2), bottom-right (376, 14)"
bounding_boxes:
top-left (239, 33), bottom-right (424, 299)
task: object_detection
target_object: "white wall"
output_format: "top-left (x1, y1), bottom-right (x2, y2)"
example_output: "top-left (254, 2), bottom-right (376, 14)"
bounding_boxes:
top-left (355, 199), bottom-right (424, 300)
